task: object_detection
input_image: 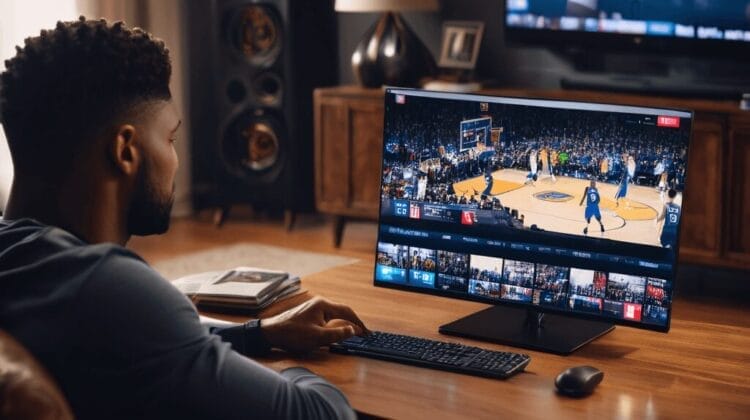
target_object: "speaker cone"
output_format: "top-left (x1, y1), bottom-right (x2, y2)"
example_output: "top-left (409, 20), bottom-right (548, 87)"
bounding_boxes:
top-left (242, 121), bottom-right (278, 171)
top-left (228, 5), bottom-right (282, 66)
top-left (221, 110), bottom-right (285, 182)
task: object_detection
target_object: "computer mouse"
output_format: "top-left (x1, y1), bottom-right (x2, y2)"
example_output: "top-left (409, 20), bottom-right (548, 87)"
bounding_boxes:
top-left (555, 365), bottom-right (603, 397)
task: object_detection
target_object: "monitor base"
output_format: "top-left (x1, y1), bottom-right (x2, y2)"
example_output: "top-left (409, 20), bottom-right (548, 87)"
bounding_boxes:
top-left (439, 306), bottom-right (614, 355)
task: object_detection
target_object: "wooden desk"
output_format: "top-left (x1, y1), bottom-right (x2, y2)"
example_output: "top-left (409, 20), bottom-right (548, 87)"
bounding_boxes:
top-left (205, 259), bottom-right (750, 419)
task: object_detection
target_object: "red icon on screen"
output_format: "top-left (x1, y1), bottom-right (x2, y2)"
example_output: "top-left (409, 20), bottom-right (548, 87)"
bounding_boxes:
top-left (623, 303), bottom-right (642, 321)
top-left (461, 211), bottom-right (477, 225)
top-left (657, 116), bottom-right (680, 128)
top-left (409, 204), bottom-right (421, 219)
top-left (396, 94), bottom-right (406, 104)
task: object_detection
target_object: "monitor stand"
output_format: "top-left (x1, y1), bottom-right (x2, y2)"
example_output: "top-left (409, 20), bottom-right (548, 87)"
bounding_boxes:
top-left (439, 306), bottom-right (614, 355)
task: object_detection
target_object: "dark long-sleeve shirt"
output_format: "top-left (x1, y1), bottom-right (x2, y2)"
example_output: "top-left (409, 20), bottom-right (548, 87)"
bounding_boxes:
top-left (0, 218), bottom-right (355, 419)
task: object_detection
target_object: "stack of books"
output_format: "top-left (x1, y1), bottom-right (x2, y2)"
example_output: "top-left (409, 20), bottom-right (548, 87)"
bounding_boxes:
top-left (171, 267), bottom-right (302, 314)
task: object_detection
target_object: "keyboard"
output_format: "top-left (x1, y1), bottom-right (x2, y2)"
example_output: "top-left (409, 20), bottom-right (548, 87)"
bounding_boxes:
top-left (330, 331), bottom-right (530, 379)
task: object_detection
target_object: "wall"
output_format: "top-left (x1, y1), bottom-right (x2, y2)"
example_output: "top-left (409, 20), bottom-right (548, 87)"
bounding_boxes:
top-left (0, 0), bottom-right (80, 213)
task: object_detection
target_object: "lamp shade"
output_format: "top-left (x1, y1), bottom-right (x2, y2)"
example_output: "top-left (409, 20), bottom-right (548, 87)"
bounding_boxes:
top-left (335, 0), bottom-right (439, 12)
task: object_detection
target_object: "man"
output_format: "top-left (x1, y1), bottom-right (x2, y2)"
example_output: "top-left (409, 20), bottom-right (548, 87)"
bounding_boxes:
top-left (579, 179), bottom-right (605, 235)
top-left (481, 168), bottom-right (494, 198)
top-left (0, 18), bottom-right (366, 419)
top-left (540, 145), bottom-right (556, 183)
top-left (614, 153), bottom-right (635, 208)
top-left (524, 147), bottom-right (538, 186)
top-left (657, 189), bottom-right (682, 248)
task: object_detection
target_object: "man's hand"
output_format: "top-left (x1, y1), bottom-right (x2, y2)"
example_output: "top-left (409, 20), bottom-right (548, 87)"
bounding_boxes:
top-left (260, 297), bottom-right (369, 354)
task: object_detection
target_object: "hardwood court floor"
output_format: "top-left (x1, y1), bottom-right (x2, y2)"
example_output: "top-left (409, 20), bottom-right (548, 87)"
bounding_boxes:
top-left (456, 169), bottom-right (671, 247)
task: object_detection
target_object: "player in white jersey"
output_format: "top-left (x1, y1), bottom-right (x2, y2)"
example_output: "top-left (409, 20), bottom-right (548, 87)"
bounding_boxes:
top-left (525, 149), bottom-right (538, 186)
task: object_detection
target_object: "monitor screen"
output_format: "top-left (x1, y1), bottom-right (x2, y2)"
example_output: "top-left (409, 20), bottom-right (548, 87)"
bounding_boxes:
top-left (505, 0), bottom-right (750, 42)
top-left (374, 88), bottom-right (692, 332)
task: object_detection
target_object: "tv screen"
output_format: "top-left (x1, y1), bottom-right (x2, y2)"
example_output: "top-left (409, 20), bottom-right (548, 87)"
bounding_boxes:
top-left (374, 88), bottom-right (692, 332)
top-left (505, 0), bottom-right (750, 54)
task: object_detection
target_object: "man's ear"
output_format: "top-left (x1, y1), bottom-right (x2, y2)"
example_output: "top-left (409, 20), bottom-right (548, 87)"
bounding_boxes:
top-left (109, 124), bottom-right (140, 176)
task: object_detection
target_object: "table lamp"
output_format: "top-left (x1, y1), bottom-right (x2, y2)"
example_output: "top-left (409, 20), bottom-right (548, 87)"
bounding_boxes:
top-left (336, 0), bottom-right (438, 87)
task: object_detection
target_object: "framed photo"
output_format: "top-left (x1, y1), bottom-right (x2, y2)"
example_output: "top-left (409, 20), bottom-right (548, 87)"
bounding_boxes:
top-left (438, 21), bottom-right (485, 70)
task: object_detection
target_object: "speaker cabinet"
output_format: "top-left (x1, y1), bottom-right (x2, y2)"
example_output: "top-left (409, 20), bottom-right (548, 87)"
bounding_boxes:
top-left (187, 0), bottom-right (337, 215)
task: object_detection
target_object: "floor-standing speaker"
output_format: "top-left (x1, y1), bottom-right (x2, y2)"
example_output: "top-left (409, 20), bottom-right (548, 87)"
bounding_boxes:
top-left (186, 0), bottom-right (337, 225)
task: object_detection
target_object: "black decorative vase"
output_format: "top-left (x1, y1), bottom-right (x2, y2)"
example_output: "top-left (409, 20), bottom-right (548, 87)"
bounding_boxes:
top-left (352, 12), bottom-right (436, 87)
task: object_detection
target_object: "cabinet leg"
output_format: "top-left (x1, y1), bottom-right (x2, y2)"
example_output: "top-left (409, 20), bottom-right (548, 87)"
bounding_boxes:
top-left (284, 210), bottom-right (296, 232)
top-left (213, 206), bottom-right (230, 227)
top-left (333, 216), bottom-right (347, 248)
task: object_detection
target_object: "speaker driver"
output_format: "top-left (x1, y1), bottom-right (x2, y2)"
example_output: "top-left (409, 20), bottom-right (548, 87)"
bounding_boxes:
top-left (242, 121), bottom-right (278, 171)
top-left (253, 72), bottom-right (283, 105)
top-left (221, 110), bottom-right (285, 183)
top-left (228, 5), bottom-right (282, 66)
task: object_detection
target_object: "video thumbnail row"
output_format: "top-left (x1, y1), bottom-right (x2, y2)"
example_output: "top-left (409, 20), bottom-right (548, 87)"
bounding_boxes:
top-left (375, 241), bottom-right (672, 326)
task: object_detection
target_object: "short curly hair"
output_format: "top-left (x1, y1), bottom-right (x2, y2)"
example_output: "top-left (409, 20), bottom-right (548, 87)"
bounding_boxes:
top-left (0, 16), bottom-right (171, 176)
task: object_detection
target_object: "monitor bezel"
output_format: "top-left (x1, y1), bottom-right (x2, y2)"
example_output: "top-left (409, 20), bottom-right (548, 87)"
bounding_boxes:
top-left (373, 87), bottom-right (694, 334)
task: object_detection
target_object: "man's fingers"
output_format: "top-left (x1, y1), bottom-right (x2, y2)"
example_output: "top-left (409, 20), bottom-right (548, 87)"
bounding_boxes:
top-left (326, 318), bottom-right (363, 335)
top-left (318, 300), bottom-right (370, 334)
top-left (316, 324), bottom-right (356, 346)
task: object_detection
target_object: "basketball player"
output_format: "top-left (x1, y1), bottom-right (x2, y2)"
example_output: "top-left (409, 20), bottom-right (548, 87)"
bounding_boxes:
top-left (628, 155), bottom-right (636, 176)
top-left (539, 146), bottom-right (556, 183)
top-left (539, 147), bottom-right (549, 177)
top-left (657, 189), bottom-right (682, 248)
top-left (525, 148), bottom-right (538, 186)
top-left (550, 148), bottom-right (558, 182)
top-left (579, 179), bottom-right (605, 235)
top-left (657, 170), bottom-right (668, 201)
top-left (482, 169), bottom-right (494, 198)
top-left (599, 156), bottom-right (609, 181)
top-left (614, 154), bottom-right (635, 207)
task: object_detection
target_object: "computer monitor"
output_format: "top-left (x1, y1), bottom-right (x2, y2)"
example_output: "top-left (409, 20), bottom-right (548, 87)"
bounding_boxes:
top-left (374, 88), bottom-right (692, 354)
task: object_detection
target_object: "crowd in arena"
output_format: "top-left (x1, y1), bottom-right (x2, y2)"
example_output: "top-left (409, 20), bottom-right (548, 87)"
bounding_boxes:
top-left (534, 265), bottom-right (570, 292)
top-left (438, 252), bottom-right (469, 277)
top-left (606, 279), bottom-right (646, 303)
top-left (498, 111), bottom-right (688, 188)
top-left (502, 261), bottom-right (535, 288)
top-left (470, 267), bottom-right (503, 283)
top-left (376, 244), bottom-right (408, 269)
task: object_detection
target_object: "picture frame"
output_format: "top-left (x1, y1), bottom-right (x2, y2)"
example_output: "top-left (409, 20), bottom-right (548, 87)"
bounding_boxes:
top-left (438, 20), bottom-right (485, 70)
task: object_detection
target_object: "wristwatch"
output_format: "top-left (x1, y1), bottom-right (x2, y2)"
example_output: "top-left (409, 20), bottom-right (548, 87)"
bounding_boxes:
top-left (244, 319), bottom-right (272, 357)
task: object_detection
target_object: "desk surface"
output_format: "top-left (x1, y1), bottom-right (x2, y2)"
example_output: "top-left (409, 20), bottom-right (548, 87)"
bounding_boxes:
top-left (207, 259), bottom-right (750, 419)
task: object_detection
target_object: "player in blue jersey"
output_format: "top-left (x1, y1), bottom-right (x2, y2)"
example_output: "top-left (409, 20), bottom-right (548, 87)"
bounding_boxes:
top-left (657, 189), bottom-right (681, 248)
top-left (481, 169), bottom-right (494, 198)
top-left (579, 179), bottom-right (605, 235)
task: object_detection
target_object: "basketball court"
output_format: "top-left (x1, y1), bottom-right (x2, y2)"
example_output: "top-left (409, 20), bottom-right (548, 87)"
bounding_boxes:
top-left (452, 169), bottom-right (677, 247)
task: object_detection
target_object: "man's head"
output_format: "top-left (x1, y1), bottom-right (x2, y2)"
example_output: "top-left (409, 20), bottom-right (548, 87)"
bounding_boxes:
top-left (590, 179), bottom-right (596, 188)
top-left (668, 189), bottom-right (677, 202)
top-left (1, 17), bottom-right (179, 236)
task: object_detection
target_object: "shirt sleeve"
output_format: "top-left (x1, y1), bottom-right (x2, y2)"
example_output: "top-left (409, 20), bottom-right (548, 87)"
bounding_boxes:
top-left (73, 249), bottom-right (355, 420)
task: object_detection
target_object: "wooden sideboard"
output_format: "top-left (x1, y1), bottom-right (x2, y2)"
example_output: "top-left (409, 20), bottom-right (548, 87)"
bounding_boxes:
top-left (313, 85), bottom-right (750, 270)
